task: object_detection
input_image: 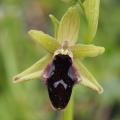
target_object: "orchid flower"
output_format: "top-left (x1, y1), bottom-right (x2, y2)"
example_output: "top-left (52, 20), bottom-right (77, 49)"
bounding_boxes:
top-left (13, 7), bottom-right (105, 110)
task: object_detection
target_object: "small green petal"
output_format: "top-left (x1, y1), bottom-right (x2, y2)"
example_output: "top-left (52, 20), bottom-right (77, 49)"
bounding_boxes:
top-left (83, 0), bottom-right (100, 44)
top-left (49, 14), bottom-right (59, 39)
top-left (74, 59), bottom-right (103, 94)
top-left (13, 54), bottom-right (52, 83)
top-left (57, 7), bottom-right (80, 46)
top-left (28, 30), bottom-right (61, 53)
top-left (70, 44), bottom-right (105, 59)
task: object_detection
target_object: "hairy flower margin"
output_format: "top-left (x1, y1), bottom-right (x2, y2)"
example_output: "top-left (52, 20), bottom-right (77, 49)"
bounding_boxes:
top-left (13, 7), bottom-right (105, 94)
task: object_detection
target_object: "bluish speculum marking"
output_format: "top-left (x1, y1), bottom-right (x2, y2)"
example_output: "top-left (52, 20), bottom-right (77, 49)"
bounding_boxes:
top-left (46, 54), bottom-right (77, 110)
top-left (54, 79), bottom-right (67, 89)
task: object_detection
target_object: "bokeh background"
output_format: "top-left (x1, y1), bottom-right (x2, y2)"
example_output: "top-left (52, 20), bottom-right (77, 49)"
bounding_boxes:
top-left (0, 0), bottom-right (120, 120)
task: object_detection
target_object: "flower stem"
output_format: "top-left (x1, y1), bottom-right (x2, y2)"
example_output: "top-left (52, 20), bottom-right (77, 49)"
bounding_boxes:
top-left (63, 92), bottom-right (74, 120)
top-left (77, 0), bottom-right (85, 11)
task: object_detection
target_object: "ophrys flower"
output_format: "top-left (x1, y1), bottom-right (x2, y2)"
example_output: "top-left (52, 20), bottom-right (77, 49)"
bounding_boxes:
top-left (13, 7), bottom-right (105, 110)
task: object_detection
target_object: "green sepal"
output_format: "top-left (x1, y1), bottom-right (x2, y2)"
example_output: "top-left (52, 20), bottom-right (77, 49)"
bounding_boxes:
top-left (13, 70), bottom-right (43, 83)
top-left (74, 59), bottom-right (103, 94)
top-left (28, 30), bottom-right (61, 53)
top-left (70, 44), bottom-right (105, 59)
top-left (13, 54), bottom-right (52, 83)
top-left (83, 0), bottom-right (100, 44)
top-left (49, 14), bottom-right (59, 39)
top-left (57, 7), bottom-right (80, 46)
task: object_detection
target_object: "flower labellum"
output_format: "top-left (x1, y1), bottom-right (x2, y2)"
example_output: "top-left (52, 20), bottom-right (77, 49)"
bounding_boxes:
top-left (42, 41), bottom-right (81, 110)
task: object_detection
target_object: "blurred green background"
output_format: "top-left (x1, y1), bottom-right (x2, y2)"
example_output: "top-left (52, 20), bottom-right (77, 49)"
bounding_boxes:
top-left (0, 0), bottom-right (120, 120)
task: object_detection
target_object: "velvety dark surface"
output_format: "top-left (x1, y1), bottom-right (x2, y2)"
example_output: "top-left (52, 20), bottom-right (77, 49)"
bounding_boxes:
top-left (47, 54), bottom-right (76, 110)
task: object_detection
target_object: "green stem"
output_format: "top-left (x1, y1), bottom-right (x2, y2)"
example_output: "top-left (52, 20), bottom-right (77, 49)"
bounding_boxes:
top-left (63, 92), bottom-right (74, 120)
top-left (77, 0), bottom-right (85, 11)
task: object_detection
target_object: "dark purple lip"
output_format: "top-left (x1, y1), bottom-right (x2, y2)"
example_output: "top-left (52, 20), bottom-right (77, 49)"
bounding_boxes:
top-left (42, 54), bottom-right (81, 110)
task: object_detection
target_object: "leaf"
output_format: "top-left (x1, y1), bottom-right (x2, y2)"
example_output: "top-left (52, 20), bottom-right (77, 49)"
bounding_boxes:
top-left (28, 30), bottom-right (61, 53)
top-left (70, 44), bottom-right (105, 59)
top-left (74, 59), bottom-right (103, 94)
top-left (13, 54), bottom-right (52, 83)
top-left (83, 0), bottom-right (100, 43)
top-left (57, 7), bottom-right (80, 46)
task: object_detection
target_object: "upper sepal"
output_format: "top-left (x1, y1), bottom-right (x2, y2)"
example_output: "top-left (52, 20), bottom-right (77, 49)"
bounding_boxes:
top-left (57, 7), bottom-right (80, 46)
